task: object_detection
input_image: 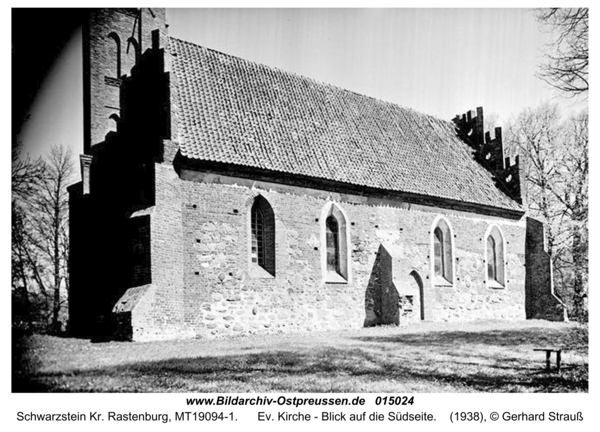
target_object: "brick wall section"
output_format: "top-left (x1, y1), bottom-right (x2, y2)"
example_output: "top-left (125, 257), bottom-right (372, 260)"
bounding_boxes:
top-left (146, 164), bottom-right (189, 339)
top-left (371, 246), bottom-right (399, 325)
top-left (111, 164), bottom-right (187, 341)
top-left (365, 245), bottom-right (388, 325)
top-left (367, 245), bottom-right (422, 326)
top-left (122, 167), bottom-right (529, 340)
top-left (128, 215), bottom-right (151, 287)
top-left (525, 217), bottom-right (567, 321)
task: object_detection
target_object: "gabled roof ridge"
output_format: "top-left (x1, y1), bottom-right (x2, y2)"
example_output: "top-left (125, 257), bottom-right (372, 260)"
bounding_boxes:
top-left (168, 36), bottom-right (446, 126)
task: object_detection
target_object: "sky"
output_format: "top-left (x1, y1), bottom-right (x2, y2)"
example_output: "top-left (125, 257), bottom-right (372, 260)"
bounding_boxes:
top-left (16, 8), bottom-right (586, 166)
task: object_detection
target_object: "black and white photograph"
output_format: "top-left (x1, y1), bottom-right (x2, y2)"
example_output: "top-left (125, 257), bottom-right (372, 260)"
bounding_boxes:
top-left (11, 4), bottom-right (590, 412)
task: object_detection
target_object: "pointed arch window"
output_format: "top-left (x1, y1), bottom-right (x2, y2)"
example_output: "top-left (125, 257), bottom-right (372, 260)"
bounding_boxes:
top-left (487, 236), bottom-right (497, 281)
top-left (326, 216), bottom-right (340, 274)
top-left (126, 37), bottom-right (140, 71)
top-left (432, 217), bottom-right (453, 285)
top-left (107, 32), bottom-right (121, 78)
top-left (251, 205), bottom-right (265, 267)
top-left (249, 195), bottom-right (275, 277)
top-left (433, 228), bottom-right (445, 278)
top-left (321, 203), bottom-right (350, 283)
top-left (486, 226), bottom-right (505, 288)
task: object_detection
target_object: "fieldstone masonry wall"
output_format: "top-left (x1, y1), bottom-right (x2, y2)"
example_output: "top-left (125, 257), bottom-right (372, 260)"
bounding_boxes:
top-left (117, 163), bottom-right (528, 340)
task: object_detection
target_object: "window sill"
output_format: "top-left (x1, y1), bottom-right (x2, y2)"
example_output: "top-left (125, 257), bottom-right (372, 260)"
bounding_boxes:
top-left (324, 271), bottom-right (348, 284)
top-left (248, 265), bottom-right (274, 279)
top-left (433, 276), bottom-right (453, 287)
top-left (487, 279), bottom-right (505, 289)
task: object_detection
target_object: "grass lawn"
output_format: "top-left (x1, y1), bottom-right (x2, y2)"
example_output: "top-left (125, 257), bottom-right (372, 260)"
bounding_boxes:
top-left (13, 320), bottom-right (587, 393)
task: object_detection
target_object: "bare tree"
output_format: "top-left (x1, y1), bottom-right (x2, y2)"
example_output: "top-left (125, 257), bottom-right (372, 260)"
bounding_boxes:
top-left (12, 204), bottom-right (34, 328)
top-left (12, 145), bottom-right (74, 333)
top-left (505, 103), bottom-right (588, 319)
top-left (11, 150), bottom-right (46, 329)
top-left (537, 8), bottom-right (588, 96)
top-left (12, 148), bottom-right (46, 201)
top-left (555, 111), bottom-right (588, 319)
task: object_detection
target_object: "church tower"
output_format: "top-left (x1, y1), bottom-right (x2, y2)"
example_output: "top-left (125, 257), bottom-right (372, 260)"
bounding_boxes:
top-left (70, 8), bottom-right (169, 337)
top-left (83, 8), bottom-right (167, 152)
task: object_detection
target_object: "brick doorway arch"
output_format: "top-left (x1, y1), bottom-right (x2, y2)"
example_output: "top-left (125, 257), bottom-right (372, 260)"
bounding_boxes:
top-left (409, 270), bottom-right (425, 321)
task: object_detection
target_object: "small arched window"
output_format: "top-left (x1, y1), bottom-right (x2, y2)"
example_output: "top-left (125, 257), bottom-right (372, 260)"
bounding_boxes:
top-left (321, 203), bottom-right (350, 283)
top-left (107, 32), bottom-right (121, 78)
top-left (485, 225), bottom-right (505, 288)
top-left (487, 236), bottom-right (497, 281)
top-left (431, 216), bottom-right (453, 285)
top-left (433, 228), bottom-right (445, 278)
top-left (251, 205), bottom-right (265, 266)
top-left (326, 216), bottom-right (340, 274)
top-left (249, 195), bottom-right (275, 277)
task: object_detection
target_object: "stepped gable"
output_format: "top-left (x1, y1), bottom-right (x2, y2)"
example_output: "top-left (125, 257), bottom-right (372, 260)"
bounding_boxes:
top-left (169, 37), bottom-right (522, 212)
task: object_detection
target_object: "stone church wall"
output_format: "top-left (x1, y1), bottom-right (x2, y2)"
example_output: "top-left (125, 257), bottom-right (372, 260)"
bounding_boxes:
top-left (72, 8), bottom-right (561, 342)
top-left (123, 162), bottom-right (527, 340)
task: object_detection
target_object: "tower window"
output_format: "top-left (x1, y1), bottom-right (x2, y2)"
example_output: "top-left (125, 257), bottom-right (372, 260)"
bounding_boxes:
top-left (126, 37), bottom-right (140, 71)
top-left (107, 32), bottom-right (121, 78)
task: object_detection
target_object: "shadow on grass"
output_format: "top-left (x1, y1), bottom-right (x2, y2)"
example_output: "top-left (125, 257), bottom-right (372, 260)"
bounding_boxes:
top-left (14, 337), bottom-right (588, 393)
top-left (354, 326), bottom-right (574, 348)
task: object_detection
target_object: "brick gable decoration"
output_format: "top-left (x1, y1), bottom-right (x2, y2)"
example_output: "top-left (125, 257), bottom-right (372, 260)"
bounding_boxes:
top-left (68, 8), bottom-right (566, 341)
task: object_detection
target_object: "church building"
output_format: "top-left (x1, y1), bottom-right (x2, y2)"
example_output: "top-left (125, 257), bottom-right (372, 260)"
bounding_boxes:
top-left (68, 8), bottom-right (566, 341)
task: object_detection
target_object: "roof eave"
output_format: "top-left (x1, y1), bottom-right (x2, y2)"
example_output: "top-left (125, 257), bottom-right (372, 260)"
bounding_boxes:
top-left (175, 154), bottom-right (525, 220)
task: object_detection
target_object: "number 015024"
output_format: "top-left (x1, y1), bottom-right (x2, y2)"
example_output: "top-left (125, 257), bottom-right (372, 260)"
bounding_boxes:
top-left (375, 396), bottom-right (414, 406)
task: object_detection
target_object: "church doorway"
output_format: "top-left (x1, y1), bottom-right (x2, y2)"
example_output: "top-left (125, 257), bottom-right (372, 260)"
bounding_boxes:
top-left (408, 270), bottom-right (425, 320)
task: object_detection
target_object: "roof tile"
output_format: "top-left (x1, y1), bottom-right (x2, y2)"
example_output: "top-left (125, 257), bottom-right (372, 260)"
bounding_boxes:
top-left (169, 37), bottom-right (521, 212)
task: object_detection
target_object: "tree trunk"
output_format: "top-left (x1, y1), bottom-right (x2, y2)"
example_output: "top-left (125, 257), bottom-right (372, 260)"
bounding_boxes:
top-left (571, 226), bottom-right (587, 321)
top-left (52, 192), bottom-right (62, 334)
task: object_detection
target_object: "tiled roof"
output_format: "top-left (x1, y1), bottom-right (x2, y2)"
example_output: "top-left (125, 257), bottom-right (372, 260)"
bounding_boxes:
top-left (169, 37), bottom-right (522, 212)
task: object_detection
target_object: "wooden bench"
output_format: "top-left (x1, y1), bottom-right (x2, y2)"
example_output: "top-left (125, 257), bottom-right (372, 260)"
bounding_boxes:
top-left (533, 348), bottom-right (563, 372)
